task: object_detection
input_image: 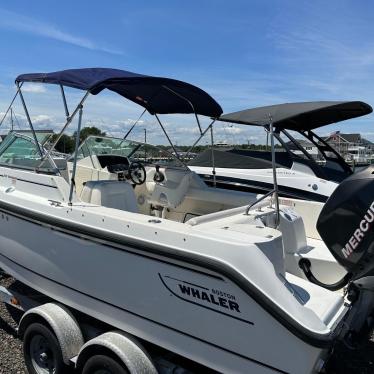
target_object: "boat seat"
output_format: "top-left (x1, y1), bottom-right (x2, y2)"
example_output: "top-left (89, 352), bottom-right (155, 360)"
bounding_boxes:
top-left (147, 172), bottom-right (192, 209)
top-left (80, 180), bottom-right (138, 213)
top-left (185, 186), bottom-right (255, 208)
top-left (278, 208), bottom-right (307, 254)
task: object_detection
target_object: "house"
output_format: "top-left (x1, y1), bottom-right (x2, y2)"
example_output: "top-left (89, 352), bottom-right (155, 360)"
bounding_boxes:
top-left (322, 132), bottom-right (374, 164)
top-left (323, 132), bottom-right (373, 157)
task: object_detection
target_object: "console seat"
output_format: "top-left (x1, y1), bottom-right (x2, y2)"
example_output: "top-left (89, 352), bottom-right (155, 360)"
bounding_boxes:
top-left (80, 180), bottom-right (138, 213)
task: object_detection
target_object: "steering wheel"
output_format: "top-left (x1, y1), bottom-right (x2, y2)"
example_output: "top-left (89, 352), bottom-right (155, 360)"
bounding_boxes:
top-left (128, 161), bottom-right (146, 185)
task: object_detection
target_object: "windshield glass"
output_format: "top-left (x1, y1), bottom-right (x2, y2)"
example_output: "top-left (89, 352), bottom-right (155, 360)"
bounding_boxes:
top-left (76, 136), bottom-right (187, 169)
top-left (81, 136), bottom-right (138, 157)
top-left (1, 130), bottom-right (53, 146)
top-left (0, 131), bottom-right (55, 172)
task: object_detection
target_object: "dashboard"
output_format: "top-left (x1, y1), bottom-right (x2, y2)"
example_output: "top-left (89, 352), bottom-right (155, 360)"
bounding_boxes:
top-left (97, 155), bottom-right (130, 173)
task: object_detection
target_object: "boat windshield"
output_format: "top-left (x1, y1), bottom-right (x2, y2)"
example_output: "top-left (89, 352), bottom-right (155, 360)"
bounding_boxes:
top-left (1, 130), bottom-right (52, 147)
top-left (0, 131), bottom-right (56, 172)
top-left (76, 136), bottom-right (187, 169)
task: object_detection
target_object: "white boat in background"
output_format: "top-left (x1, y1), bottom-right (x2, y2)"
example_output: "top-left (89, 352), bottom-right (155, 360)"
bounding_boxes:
top-left (189, 101), bottom-right (372, 202)
top-left (346, 145), bottom-right (371, 165)
top-left (0, 68), bottom-right (374, 374)
top-left (189, 147), bottom-right (338, 202)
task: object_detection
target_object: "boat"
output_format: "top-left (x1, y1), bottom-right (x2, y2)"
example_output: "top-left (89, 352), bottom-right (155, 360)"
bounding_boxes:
top-left (345, 145), bottom-right (371, 166)
top-left (0, 68), bottom-right (374, 373)
top-left (189, 101), bottom-right (372, 202)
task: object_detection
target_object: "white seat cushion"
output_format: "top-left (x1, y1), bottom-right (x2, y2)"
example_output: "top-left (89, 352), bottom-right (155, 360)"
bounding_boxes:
top-left (80, 180), bottom-right (138, 213)
top-left (279, 208), bottom-right (307, 254)
top-left (147, 173), bottom-right (192, 209)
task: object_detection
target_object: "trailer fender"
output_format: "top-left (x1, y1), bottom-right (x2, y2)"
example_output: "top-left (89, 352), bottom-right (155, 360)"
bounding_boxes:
top-left (18, 302), bottom-right (84, 365)
top-left (76, 331), bottom-right (157, 373)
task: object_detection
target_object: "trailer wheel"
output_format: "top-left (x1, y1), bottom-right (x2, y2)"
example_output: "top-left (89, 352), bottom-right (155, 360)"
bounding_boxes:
top-left (23, 322), bottom-right (66, 374)
top-left (82, 355), bottom-right (129, 374)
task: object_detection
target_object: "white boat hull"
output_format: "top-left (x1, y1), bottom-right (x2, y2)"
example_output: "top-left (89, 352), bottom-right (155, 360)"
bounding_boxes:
top-left (0, 205), bottom-right (326, 374)
top-left (189, 166), bottom-right (338, 202)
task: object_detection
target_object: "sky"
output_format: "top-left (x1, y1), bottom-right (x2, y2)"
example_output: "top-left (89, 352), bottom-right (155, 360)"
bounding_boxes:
top-left (0, 0), bottom-right (374, 145)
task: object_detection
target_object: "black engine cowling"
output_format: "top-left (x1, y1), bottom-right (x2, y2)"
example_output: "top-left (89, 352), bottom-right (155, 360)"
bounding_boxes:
top-left (317, 165), bottom-right (374, 281)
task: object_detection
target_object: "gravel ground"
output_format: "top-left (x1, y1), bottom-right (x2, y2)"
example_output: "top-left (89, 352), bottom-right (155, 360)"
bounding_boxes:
top-left (0, 275), bottom-right (26, 374)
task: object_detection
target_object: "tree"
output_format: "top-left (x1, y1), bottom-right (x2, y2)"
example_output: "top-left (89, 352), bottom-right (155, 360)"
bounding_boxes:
top-left (74, 126), bottom-right (106, 143)
top-left (49, 134), bottom-right (75, 154)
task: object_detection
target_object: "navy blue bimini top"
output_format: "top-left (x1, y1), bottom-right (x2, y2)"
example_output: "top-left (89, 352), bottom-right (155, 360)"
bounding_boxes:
top-left (16, 68), bottom-right (223, 117)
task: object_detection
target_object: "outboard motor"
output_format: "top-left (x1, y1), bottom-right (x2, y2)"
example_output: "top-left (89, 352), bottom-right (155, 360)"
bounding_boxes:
top-left (300, 166), bottom-right (374, 349)
top-left (318, 165), bottom-right (374, 282)
top-left (299, 166), bottom-right (374, 288)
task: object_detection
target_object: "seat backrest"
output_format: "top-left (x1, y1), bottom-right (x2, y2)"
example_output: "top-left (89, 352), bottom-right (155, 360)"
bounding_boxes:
top-left (80, 180), bottom-right (138, 213)
top-left (147, 171), bottom-right (192, 209)
top-left (278, 208), bottom-right (307, 254)
top-left (278, 197), bottom-right (322, 240)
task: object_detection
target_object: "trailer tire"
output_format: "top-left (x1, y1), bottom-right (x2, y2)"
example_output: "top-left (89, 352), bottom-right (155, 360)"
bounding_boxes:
top-left (82, 355), bottom-right (129, 374)
top-left (23, 322), bottom-right (66, 374)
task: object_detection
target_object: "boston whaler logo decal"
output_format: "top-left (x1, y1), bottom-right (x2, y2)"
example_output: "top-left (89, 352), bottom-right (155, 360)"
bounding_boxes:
top-left (342, 201), bottom-right (374, 259)
top-left (159, 273), bottom-right (253, 325)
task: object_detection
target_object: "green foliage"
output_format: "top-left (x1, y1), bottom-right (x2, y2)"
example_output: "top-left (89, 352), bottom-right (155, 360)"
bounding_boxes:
top-left (74, 126), bottom-right (107, 143)
top-left (50, 134), bottom-right (75, 154)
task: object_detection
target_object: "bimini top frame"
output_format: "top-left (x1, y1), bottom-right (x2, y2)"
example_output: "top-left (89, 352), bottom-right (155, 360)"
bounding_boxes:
top-left (2, 67), bottom-right (223, 204)
top-left (218, 101), bottom-right (373, 177)
top-left (217, 101), bottom-right (372, 225)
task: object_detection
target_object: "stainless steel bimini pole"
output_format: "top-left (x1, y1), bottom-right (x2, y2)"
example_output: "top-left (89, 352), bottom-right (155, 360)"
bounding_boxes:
top-left (123, 109), bottom-right (146, 140)
top-left (184, 119), bottom-right (216, 159)
top-left (60, 84), bottom-right (70, 118)
top-left (154, 113), bottom-right (180, 159)
top-left (269, 115), bottom-right (280, 226)
top-left (68, 105), bottom-right (84, 205)
top-left (17, 82), bottom-right (44, 158)
top-left (41, 91), bottom-right (90, 164)
top-left (210, 124), bottom-right (217, 187)
top-left (162, 85), bottom-right (203, 135)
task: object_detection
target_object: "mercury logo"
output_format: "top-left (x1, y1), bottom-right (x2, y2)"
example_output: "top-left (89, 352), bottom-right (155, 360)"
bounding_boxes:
top-left (341, 201), bottom-right (374, 259)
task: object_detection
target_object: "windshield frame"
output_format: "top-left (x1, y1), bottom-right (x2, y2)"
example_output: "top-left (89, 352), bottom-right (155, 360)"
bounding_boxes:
top-left (0, 131), bottom-right (59, 174)
top-left (73, 135), bottom-right (189, 170)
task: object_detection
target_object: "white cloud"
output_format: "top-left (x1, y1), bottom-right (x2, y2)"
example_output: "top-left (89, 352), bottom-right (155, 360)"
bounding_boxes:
top-left (0, 8), bottom-right (123, 55)
top-left (32, 114), bottom-right (53, 127)
top-left (116, 119), bottom-right (145, 126)
top-left (22, 84), bottom-right (47, 94)
top-left (0, 111), bottom-right (57, 132)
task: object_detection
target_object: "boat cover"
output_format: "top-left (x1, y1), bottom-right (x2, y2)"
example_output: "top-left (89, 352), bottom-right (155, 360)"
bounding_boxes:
top-left (16, 68), bottom-right (222, 117)
top-left (218, 101), bottom-right (372, 131)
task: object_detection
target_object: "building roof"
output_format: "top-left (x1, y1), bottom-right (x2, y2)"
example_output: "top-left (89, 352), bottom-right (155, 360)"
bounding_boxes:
top-left (324, 133), bottom-right (370, 143)
top-left (323, 132), bottom-right (374, 147)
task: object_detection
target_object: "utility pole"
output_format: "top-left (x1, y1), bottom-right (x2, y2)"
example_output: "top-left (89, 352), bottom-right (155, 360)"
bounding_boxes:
top-left (144, 128), bottom-right (147, 161)
top-left (10, 108), bottom-right (14, 131)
